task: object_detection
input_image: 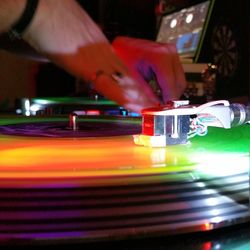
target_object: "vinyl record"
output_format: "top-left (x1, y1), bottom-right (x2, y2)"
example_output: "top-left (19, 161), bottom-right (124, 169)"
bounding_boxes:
top-left (0, 116), bottom-right (249, 245)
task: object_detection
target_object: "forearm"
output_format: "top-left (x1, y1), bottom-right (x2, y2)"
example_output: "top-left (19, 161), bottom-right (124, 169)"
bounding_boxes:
top-left (22, 0), bottom-right (110, 79)
top-left (0, 0), bottom-right (27, 33)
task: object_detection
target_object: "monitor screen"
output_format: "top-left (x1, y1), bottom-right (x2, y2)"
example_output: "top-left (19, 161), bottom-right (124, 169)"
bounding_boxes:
top-left (156, 1), bottom-right (211, 59)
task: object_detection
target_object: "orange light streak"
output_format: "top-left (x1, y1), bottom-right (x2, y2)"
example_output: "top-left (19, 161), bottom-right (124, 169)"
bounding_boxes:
top-left (0, 135), bottom-right (190, 179)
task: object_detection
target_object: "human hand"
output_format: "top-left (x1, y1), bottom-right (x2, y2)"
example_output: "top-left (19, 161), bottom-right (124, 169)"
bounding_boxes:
top-left (112, 36), bottom-right (187, 104)
top-left (22, 0), bottom-right (158, 113)
top-left (0, 1), bottom-right (186, 113)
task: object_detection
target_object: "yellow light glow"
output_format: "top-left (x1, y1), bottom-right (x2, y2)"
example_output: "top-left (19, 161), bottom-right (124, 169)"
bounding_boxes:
top-left (0, 135), bottom-right (190, 179)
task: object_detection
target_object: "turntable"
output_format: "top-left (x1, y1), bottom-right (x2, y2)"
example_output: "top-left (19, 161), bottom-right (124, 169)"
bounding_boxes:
top-left (0, 98), bottom-right (249, 247)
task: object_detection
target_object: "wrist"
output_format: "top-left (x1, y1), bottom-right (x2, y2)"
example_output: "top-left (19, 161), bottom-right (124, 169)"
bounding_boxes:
top-left (9, 0), bottom-right (39, 39)
top-left (0, 0), bottom-right (26, 33)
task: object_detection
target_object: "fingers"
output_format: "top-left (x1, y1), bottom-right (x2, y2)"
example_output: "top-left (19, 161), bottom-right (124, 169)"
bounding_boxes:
top-left (84, 42), bottom-right (129, 81)
top-left (87, 31), bottom-right (184, 110)
top-left (113, 37), bottom-right (187, 103)
top-left (91, 72), bottom-right (159, 113)
top-left (153, 44), bottom-right (187, 102)
top-left (69, 40), bottom-right (159, 113)
top-left (47, 39), bottom-right (157, 113)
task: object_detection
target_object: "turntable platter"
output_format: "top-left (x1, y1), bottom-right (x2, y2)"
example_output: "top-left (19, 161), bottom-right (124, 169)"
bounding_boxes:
top-left (0, 115), bottom-right (249, 244)
top-left (0, 116), bottom-right (248, 179)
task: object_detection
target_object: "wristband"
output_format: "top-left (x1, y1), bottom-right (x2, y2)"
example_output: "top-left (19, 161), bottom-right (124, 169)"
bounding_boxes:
top-left (9, 0), bottom-right (39, 39)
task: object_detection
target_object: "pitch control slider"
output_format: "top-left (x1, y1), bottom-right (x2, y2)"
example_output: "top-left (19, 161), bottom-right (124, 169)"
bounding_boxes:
top-left (134, 100), bottom-right (249, 147)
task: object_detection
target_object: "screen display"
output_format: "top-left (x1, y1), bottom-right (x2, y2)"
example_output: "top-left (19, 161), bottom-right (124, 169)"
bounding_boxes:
top-left (156, 1), bottom-right (210, 58)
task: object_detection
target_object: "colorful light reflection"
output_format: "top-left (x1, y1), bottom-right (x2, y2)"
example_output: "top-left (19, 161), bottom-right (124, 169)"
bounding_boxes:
top-left (0, 117), bottom-right (249, 244)
top-left (0, 117), bottom-right (249, 182)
